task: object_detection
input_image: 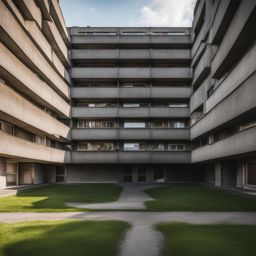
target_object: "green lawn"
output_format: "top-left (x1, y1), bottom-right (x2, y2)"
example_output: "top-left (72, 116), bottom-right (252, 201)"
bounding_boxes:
top-left (0, 220), bottom-right (129, 256)
top-left (0, 184), bottom-right (122, 212)
top-left (157, 223), bottom-right (256, 256)
top-left (145, 184), bottom-right (256, 211)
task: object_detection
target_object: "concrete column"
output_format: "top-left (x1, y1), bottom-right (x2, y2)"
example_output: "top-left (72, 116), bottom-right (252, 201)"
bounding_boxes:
top-left (132, 168), bottom-right (138, 183)
top-left (214, 162), bottom-right (222, 186)
top-left (147, 166), bottom-right (153, 183)
top-left (236, 162), bottom-right (246, 188)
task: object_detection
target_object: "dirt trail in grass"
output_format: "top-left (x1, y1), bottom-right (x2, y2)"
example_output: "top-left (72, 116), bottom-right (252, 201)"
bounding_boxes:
top-left (1, 211), bottom-right (256, 256)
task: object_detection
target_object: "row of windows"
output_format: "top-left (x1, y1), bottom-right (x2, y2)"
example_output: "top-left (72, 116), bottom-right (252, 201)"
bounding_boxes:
top-left (76, 120), bottom-right (187, 129)
top-left (77, 142), bottom-right (187, 152)
top-left (75, 82), bottom-right (189, 88)
top-left (75, 102), bottom-right (188, 108)
top-left (193, 120), bottom-right (256, 149)
top-left (0, 120), bottom-right (64, 150)
top-left (77, 31), bottom-right (186, 36)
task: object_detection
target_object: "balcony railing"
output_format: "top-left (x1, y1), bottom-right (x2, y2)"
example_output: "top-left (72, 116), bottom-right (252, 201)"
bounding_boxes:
top-left (70, 151), bottom-right (191, 164)
top-left (72, 107), bottom-right (190, 118)
top-left (71, 128), bottom-right (190, 140)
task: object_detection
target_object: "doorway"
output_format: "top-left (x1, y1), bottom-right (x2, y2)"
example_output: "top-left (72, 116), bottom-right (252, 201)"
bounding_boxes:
top-left (138, 167), bottom-right (147, 182)
top-left (6, 162), bottom-right (18, 186)
top-left (123, 166), bottom-right (132, 182)
top-left (153, 166), bottom-right (165, 183)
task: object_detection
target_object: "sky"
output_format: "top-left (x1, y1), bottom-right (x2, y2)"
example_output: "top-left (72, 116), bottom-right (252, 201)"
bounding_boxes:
top-left (59, 0), bottom-right (196, 27)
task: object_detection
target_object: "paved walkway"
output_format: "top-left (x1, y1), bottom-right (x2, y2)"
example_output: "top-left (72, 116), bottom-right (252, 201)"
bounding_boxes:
top-left (67, 184), bottom-right (163, 210)
top-left (1, 211), bottom-right (256, 256)
top-left (1, 183), bottom-right (256, 256)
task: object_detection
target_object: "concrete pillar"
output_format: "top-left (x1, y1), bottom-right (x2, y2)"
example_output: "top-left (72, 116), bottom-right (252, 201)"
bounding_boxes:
top-left (147, 166), bottom-right (153, 183)
top-left (214, 162), bottom-right (222, 186)
top-left (132, 168), bottom-right (138, 183)
top-left (0, 157), bottom-right (6, 189)
top-left (236, 162), bottom-right (246, 188)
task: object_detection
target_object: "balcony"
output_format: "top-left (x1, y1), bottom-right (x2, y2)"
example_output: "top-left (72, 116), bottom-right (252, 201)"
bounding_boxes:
top-left (42, 20), bottom-right (70, 67)
top-left (0, 45), bottom-right (70, 118)
top-left (0, 132), bottom-right (69, 163)
top-left (71, 86), bottom-right (191, 99)
top-left (71, 67), bottom-right (192, 81)
top-left (71, 35), bottom-right (192, 48)
top-left (211, 0), bottom-right (241, 45)
top-left (14, 19), bottom-right (70, 84)
top-left (0, 1), bottom-right (69, 99)
top-left (191, 71), bottom-right (256, 140)
top-left (192, 126), bottom-right (256, 163)
top-left (70, 151), bottom-right (191, 164)
top-left (0, 82), bottom-right (70, 140)
top-left (211, 1), bottom-right (256, 79)
top-left (71, 128), bottom-right (190, 140)
top-left (49, 0), bottom-right (70, 46)
top-left (192, 45), bottom-right (211, 89)
top-left (206, 43), bottom-right (256, 113)
top-left (71, 49), bottom-right (191, 63)
top-left (72, 107), bottom-right (190, 119)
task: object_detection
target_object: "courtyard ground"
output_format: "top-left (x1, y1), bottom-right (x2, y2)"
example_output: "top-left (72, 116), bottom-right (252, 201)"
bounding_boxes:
top-left (1, 183), bottom-right (256, 256)
top-left (0, 220), bottom-right (129, 256)
top-left (0, 184), bottom-right (122, 212)
top-left (157, 223), bottom-right (256, 256)
top-left (145, 184), bottom-right (256, 211)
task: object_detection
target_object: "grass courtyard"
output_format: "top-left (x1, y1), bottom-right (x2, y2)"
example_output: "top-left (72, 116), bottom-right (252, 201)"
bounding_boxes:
top-left (0, 220), bottom-right (129, 256)
top-left (157, 223), bottom-right (256, 256)
top-left (0, 184), bottom-right (122, 212)
top-left (145, 184), bottom-right (256, 211)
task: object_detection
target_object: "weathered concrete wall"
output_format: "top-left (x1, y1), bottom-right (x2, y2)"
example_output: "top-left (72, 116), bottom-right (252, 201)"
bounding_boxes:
top-left (65, 165), bottom-right (120, 183)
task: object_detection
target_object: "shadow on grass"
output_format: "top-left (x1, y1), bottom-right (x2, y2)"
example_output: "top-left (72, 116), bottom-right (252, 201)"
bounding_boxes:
top-left (2, 221), bottom-right (129, 256)
top-left (156, 222), bottom-right (256, 256)
top-left (0, 184), bottom-right (122, 212)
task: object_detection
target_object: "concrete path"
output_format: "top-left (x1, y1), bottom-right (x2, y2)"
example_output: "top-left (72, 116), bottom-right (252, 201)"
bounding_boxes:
top-left (1, 211), bottom-right (256, 256)
top-left (67, 184), bottom-right (163, 210)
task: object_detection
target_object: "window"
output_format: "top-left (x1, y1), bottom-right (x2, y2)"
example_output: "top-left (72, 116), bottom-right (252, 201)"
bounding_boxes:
top-left (169, 121), bottom-right (186, 128)
top-left (152, 143), bottom-right (167, 151)
top-left (123, 143), bottom-right (146, 151)
top-left (121, 83), bottom-right (148, 87)
top-left (77, 142), bottom-right (115, 151)
top-left (151, 32), bottom-right (185, 35)
top-left (239, 121), bottom-right (256, 132)
top-left (77, 142), bottom-right (88, 151)
top-left (34, 135), bottom-right (45, 145)
top-left (152, 120), bottom-right (168, 128)
top-left (169, 103), bottom-right (188, 108)
top-left (0, 121), bottom-right (14, 135)
top-left (207, 86), bottom-right (214, 98)
top-left (122, 32), bottom-right (146, 35)
top-left (77, 120), bottom-right (115, 128)
top-left (168, 144), bottom-right (185, 151)
top-left (122, 103), bottom-right (147, 108)
top-left (77, 103), bottom-right (116, 107)
top-left (102, 121), bottom-right (115, 128)
top-left (124, 122), bottom-right (146, 128)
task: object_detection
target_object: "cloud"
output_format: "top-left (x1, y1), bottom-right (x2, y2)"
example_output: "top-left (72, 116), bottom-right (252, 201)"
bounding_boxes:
top-left (135, 0), bottom-right (196, 27)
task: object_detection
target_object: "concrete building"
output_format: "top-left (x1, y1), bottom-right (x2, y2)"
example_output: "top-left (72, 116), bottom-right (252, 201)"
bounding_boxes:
top-left (0, 0), bottom-right (71, 188)
top-left (190, 0), bottom-right (256, 190)
top-left (66, 26), bottom-right (195, 183)
top-left (0, 0), bottom-right (256, 189)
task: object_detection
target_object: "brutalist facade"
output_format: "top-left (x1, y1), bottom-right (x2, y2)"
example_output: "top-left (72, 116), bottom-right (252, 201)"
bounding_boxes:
top-left (1, 0), bottom-right (256, 189)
